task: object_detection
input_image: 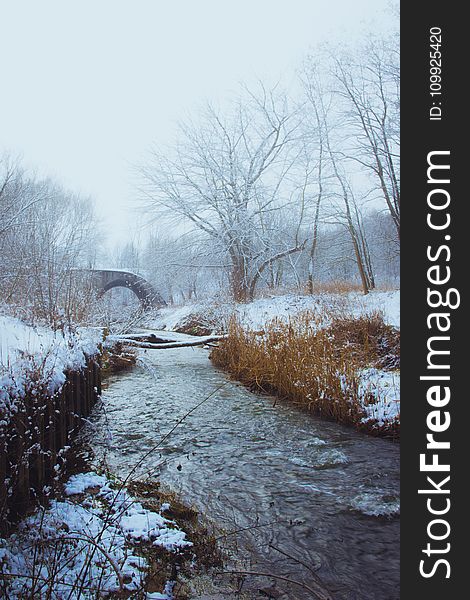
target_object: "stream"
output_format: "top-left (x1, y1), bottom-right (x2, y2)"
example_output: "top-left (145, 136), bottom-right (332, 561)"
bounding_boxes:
top-left (83, 338), bottom-right (400, 600)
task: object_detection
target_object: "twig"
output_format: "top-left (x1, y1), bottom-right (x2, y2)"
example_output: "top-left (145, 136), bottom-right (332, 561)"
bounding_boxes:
top-left (268, 544), bottom-right (332, 599)
top-left (62, 534), bottom-right (124, 591)
top-left (214, 519), bottom-right (280, 541)
top-left (216, 569), bottom-right (331, 599)
top-left (268, 543), bottom-right (322, 576)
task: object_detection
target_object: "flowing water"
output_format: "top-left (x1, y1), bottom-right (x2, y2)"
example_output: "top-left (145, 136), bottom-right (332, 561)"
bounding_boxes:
top-left (84, 341), bottom-right (399, 600)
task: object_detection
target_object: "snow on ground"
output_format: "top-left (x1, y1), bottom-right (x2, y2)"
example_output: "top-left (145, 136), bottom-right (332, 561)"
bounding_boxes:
top-left (150, 290), bottom-right (400, 333)
top-left (239, 290), bottom-right (400, 330)
top-left (0, 472), bottom-right (189, 599)
top-left (150, 303), bottom-right (206, 332)
top-left (349, 290), bottom-right (400, 328)
top-left (0, 315), bottom-right (103, 426)
top-left (358, 368), bottom-right (400, 428)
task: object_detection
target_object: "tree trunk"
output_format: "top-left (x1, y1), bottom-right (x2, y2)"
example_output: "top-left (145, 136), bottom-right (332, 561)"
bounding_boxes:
top-left (230, 255), bottom-right (249, 302)
top-left (248, 241), bottom-right (307, 300)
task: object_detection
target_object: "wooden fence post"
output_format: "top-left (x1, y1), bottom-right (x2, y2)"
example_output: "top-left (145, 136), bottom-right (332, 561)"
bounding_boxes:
top-left (79, 370), bottom-right (86, 421)
top-left (84, 358), bottom-right (92, 416)
top-left (68, 373), bottom-right (78, 439)
top-left (95, 357), bottom-right (102, 397)
top-left (7, 406), bottom-right (30, 520)
top-left (56, 383), bottom-right (68, 453)
top-left (0, 430), bottom-right (7, 529)
top-left (29, 395), bottom-right (46, 500)
top-left (45, 393), bottom-right (57, 479)
top-left (2, 354), bottom-right (101, 528)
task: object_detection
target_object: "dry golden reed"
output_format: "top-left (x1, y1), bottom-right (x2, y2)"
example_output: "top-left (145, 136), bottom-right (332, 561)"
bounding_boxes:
top-left (211, 310), bottom-right (400, 434)
top-left (212, 312), bottom-right (365, 426)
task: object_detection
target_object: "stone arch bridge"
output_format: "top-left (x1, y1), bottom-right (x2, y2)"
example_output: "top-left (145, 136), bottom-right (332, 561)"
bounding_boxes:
top-left (87, 269), bottom-right (166, 309)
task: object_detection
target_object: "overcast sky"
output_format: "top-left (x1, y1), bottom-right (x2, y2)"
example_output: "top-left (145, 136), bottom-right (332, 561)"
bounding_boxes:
top-left (0, 0), bottom-right (395, 252)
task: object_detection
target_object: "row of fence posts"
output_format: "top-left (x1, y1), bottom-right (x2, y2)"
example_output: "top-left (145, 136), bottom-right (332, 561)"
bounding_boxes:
top-left (0, 356), bottom-right (101, 535)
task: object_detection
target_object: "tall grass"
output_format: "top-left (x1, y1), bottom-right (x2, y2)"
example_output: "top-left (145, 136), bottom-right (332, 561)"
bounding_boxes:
top-left (212, 313), bottom-right (363, 426)
top-left (211, 311), bottom-right (400, 433)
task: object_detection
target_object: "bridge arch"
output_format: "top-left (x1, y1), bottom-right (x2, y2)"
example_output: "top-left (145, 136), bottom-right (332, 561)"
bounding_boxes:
top-left (91, 269), bottom-right (166, 309)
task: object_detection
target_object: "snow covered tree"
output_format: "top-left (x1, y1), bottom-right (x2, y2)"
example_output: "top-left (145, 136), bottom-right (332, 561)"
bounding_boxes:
top-left (139, 86), bottom-right (306, 301)
top-left (332, 36), bottom-right (400, 239)
top-left (0, 157), bottom-right (100, 323)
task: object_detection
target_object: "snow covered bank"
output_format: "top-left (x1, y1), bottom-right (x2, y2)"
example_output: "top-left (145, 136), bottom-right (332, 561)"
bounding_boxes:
top-left (0, 315), bottom-right (103, 426)
top-left (0, 472), bottom-right (189, 599)
top-left (210, 296), bottom-right (400, 436)
top-left (237, 290), bottom-right (400, 331)
top-left (150, 289), bottom-right (400, 333)
top-left (149, 291), bottom-right (400, 435)
top-left (359, 369), bottom-right (400, 428)
top-left (1, 315), bottom-right (105, 531)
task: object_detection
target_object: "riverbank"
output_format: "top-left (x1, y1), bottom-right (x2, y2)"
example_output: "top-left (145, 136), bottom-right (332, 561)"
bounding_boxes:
top-left (0, 315), bottom-right (103, 420)
top-left (0, 456), bottom-right (242, 599)
top-left (1, 292), bottom-right (400, 598)
top-left (0, 321), bottom-right (258, 599)
top-left (149, 289), bottom-right (400, 334)
top-left (1, 314), bottom-right (104, 531)
top-left (211, 311), bottom-right (399, 437)
top-left (148, 290), bottom-right (400, 438)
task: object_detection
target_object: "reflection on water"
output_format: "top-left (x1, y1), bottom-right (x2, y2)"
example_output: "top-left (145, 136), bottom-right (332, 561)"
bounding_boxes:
top-left (83, 344), bottom-right (399, 599)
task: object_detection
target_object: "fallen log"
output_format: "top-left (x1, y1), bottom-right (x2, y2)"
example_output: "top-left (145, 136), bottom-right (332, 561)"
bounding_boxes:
top-left (108, 333), bottom-right (173, 344)
top-left (111, 335), bottom-right (226, 349)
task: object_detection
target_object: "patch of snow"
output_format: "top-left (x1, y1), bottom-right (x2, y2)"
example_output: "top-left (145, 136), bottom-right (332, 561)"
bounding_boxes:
top-left (349, 290), bottom-right (400, 328)
top-left (0, 472), bottom-right (190, 599)
top-left (150, 304), bottom-right (203, 331)
top-left (64, 472), bottom-right (109, 496)
top-left (237, 295), bottom-right (324, 331)
top-left (0, 316), bottom-right (102, 427)
top-left (148, 290), bottom-right (400, 333)
top-left (358, 368), bottom-right (400, 427)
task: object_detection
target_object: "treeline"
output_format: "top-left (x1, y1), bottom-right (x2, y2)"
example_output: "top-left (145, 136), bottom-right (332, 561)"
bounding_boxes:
top-left (0, 155), bottom-right (99, 324)
top-left (1, 26), bottom-right (400, 319)
top-left (123, 31), bottom-right (400, 303)
top-left (113, 210), bottom-right (399, 306)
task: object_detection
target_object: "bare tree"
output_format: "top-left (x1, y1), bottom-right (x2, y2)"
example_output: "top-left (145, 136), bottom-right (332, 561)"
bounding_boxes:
top-left (143, 231), bottom-right (221, 304)
top-left (299, 65), bottom-right (332, 293)
top-left (1, 159), bottom-right (100, 324)
top-left (301, 61), bottom-right (375, 294)
top-left (139, 86), bottom-right (306, 301)
top-left (331, 37), bottom-right (400, 239)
